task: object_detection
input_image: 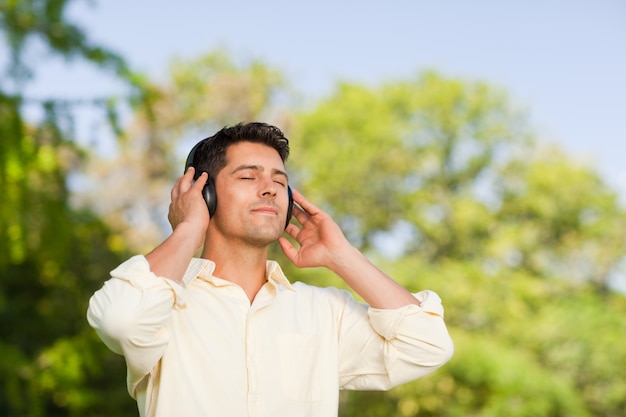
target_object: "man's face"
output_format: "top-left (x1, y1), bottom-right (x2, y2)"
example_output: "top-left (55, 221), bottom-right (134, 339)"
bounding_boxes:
top-left (211, 141), bottom-right (290, 246)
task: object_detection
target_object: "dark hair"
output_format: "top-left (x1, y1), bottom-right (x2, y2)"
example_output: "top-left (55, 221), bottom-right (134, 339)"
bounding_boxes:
top-left (189, 122), bottom-right (290, 179)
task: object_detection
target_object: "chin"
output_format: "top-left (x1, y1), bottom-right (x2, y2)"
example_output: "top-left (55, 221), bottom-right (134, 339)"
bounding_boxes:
top-left (243, 225), bottom-right (283, 247)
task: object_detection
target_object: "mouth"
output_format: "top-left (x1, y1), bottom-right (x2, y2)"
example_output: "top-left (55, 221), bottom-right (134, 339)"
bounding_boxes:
top-left (251, 206), bottom-right (279, 216)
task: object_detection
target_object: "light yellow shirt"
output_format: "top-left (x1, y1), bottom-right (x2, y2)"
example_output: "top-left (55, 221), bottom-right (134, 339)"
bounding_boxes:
top-left (87, 255), bottom-right (453, 417)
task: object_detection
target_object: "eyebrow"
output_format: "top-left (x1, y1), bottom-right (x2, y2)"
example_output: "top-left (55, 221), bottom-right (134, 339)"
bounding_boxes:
top-left (231, 164), bottom-right (289, 180)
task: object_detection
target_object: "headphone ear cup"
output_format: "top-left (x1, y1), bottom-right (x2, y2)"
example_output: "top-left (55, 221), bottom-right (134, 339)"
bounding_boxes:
top-left (285, 186), bottom-right (294, 229)
top-left (202, 177), bottom-right (217, 217)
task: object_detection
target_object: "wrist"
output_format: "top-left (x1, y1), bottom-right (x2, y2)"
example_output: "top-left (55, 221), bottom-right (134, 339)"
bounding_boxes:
top-left (327, 244), bottom-right (364, 276)
top-left (173, 221), bottom-right (206, 251)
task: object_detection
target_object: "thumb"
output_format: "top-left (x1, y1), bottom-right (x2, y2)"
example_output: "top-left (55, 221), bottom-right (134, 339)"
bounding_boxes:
top-left (278, 236), bottom-right (299, 265)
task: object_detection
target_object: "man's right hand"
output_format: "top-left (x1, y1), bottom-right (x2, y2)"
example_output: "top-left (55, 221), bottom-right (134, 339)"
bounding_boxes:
top-left (145, 167), bottom-right (210, 282)
top-left (168, 167), bottom-right (210, 246)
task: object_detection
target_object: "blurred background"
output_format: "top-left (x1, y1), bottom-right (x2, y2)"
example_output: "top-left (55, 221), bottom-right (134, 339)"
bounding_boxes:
top-left (1, 1), bottom-right (624, 416)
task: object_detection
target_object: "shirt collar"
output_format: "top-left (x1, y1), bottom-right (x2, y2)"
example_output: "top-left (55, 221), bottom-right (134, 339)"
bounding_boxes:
top-left (185, 258), bottom-right (295, 292)
top-left (265, 260), bottom-right (295, 291)
top-left (182, 258), bottom-right (216, 286)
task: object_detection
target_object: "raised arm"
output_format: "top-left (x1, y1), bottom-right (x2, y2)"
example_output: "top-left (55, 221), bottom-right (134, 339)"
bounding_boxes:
top-left (278, 189), bottom-right (419, 309)
top-left (145, 167), bottom-right (210, 282)
top-left (87, 169), bottom-right (210, 394)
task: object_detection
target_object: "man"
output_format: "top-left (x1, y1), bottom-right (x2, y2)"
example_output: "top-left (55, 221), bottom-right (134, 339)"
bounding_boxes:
top-left (87, 122), bottom-right (453, 417)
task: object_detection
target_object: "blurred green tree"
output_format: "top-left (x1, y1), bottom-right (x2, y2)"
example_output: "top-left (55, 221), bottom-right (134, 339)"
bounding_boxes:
top-left (0, 0), bottom-right (142, 415)
top-left (287, 73), bottom-right (626, 416)
top-left (289, 72), bottom-right (531, 257)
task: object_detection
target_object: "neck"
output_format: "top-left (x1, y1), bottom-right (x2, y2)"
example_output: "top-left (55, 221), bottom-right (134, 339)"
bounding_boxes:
top-left (201, 237), bottom-right (269, 303)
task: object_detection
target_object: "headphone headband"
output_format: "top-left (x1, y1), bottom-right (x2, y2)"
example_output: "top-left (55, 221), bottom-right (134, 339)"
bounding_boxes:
top-left (185, 138), bottom-right (210, 176)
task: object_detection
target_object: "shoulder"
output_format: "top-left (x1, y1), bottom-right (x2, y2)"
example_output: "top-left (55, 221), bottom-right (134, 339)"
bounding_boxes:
top-left (289, 281), bottom-right (365, 310)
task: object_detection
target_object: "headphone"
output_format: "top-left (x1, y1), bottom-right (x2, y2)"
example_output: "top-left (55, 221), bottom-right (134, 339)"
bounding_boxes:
top-left (184, 138), bottom-right (294, 229)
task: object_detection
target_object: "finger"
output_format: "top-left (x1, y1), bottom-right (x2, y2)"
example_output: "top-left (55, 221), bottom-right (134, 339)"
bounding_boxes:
top-left (172, 167), bottom-right (194, 199)
top-left (191, 171), bottom-right (208, 192)
top-left (277, 236), bottom-right (299, 265)
top-left (171, 182), bottom-right (179, 201)
top-left (291, 188), bottom-right (321, 216)
top-left (290, 204), bottom-right (312, 227)
top-left (181, 166), bottom-right (197, 192)
top-left (283, 223), bottom-right (300, 240)
top-left (171, 173), bottom-right (186, 201)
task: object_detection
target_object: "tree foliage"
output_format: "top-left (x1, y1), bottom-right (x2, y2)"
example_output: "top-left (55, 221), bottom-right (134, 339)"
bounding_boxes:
top-left (1, 0), bottom-right (138, 415)
top-left (288, 73), bottom-right (626, 417)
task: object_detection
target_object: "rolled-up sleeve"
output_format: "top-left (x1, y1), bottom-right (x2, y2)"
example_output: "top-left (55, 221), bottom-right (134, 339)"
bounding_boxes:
top-left (339, 290), bottom-right (454, 390)
top-left (86, 255), bottom-right (185, 395)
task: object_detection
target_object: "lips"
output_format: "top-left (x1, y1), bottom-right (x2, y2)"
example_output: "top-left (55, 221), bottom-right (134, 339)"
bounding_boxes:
top-left (251, 205), bottom-right (279, 216)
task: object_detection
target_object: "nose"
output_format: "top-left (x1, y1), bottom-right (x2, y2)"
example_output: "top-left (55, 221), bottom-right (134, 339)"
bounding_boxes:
top-left (259, 177), bottom-right (278, 198)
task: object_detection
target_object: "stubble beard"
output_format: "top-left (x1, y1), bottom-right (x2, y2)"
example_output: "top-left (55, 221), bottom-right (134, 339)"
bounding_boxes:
top-left (240, 223), bottom-right (283, 248)
top-left (214, 216), bottom-right (283, 249)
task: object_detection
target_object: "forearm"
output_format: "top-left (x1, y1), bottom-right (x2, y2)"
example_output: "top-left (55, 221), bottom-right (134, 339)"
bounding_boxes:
top-left (328, 245), bottom-right (420, 309)
top-left (145, 222), bottom-right (201, 283)
top-left (338, 287), bottom-right (453, 390)
top-left (145, 168), bottom-right (209, 282)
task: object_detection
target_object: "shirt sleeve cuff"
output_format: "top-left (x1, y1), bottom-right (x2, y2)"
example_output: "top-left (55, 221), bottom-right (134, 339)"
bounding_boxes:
top-left (413, 290), bottom-right (444, 317)
top-left (368, 290), bottom-right (444, 340)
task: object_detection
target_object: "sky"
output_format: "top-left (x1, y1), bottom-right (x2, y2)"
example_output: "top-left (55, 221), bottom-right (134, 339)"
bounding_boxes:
top-left (23, 0), bottom-right (626, 198)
